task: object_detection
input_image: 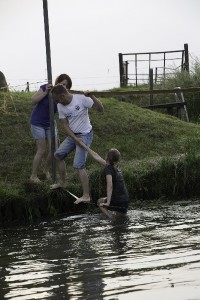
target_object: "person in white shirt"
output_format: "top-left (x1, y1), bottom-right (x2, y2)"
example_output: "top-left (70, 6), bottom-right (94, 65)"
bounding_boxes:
top-left (50, 84), bottom-right (104, 204)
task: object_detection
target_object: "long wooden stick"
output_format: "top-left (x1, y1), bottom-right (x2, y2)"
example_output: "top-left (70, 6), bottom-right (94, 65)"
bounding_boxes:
top-left (70, 86), bottom-right (200, 97)
top-left (67, 190), bottom-right (79, 200)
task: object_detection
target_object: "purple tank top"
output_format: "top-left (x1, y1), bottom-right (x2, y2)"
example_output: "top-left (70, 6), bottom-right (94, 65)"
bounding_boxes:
top-left (30, 84), bottom-right (57, 127)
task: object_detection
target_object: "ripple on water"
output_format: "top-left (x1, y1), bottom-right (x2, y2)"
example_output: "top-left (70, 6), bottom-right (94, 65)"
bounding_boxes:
top-left (1, 201), bottom-right (200, 299)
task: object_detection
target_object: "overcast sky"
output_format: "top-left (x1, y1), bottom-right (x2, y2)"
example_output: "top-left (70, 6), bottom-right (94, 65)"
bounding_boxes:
top-left (1, 0), bottom-right (200, 91)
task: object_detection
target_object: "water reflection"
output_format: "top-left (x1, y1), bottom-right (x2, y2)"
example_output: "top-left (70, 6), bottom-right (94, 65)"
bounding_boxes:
top-left (0, 201), bottom-right (200, 299)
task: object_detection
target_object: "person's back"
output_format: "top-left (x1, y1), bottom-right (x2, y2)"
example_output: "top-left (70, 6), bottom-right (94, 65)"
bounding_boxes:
top-left (78, 143), bottom-right (129, 217)
top-left (104, 164), bottom-right (129, 214)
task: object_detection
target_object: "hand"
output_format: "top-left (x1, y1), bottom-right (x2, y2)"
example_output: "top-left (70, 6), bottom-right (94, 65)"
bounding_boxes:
top-left (84, 90), bottom-right (91, 97)
top-left (100, 202), bottom-right (109, 207)
top-left (46, 83), bottom-right (53, 92)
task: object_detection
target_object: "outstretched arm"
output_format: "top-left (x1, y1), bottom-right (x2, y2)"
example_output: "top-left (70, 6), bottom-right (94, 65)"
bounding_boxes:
top-left (80, 141), bottom-right (106, 166)
top-left (84, 91), bottom-right (104, 112)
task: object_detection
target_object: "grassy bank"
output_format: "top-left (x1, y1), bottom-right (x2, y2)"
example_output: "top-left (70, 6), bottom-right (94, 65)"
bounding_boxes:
top-left (1, 90), bottom-right (200, 223)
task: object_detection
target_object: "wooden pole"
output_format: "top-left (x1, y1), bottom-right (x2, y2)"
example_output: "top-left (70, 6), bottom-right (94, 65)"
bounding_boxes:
top-left (149, 68), bottom-right (154, 105)
top-left (119, 53), bottom-right (124, 87)
top-left (70, 86), bottom-right (200, 97)
top-left (135, 54), bottom-right (138, 87)
top-left (43, 0), bottom-right (56, 183)
top-left (184, 43), bottom-right (189, 72)
top-left (125, 61), bottom-right (128, 86)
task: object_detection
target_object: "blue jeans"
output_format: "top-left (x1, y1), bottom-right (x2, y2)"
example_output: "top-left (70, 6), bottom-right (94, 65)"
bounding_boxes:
top-left (31, 124), bottom-right (57, 140)
top-left (55, 130), bottom-right (93, 169)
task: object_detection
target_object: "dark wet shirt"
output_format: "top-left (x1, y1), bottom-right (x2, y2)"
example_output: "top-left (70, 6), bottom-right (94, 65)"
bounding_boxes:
top-left (104, 165), bottom-right (129, 210)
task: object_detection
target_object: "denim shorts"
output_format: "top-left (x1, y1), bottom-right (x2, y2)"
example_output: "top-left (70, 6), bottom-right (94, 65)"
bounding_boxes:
top-left (55, 130), bottom-right (93, 169)
top-left (31, 124), bottom-right (57, 140)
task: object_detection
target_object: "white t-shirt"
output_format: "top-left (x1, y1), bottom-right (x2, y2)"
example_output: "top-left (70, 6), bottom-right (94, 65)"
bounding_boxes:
top-left (57, 94), bottom-right (94, 134)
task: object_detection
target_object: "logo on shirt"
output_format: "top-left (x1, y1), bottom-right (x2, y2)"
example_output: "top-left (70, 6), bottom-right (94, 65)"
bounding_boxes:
top-left (75, 105), bottom-right (80, 110)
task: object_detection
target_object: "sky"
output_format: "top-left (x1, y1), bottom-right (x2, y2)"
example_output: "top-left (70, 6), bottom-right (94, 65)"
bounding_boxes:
top-left (1, 0), bottom-right (200, 92)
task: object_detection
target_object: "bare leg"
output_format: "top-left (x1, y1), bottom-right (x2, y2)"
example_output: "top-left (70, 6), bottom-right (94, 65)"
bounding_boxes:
top-left (30, 139), bottom-right (46, 183)
top-left (50, 158), bottom-right (66, 189)
top-left (44, 137), bottom-right (58, 180)
top-left (74, 168), bottom-right (90, 204)
top-left (44, 151), bottom-right (51, 180)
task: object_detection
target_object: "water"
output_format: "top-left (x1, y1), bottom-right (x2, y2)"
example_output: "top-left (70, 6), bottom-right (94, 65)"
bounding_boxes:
top-left (1, 200), bottom-right (200, 300)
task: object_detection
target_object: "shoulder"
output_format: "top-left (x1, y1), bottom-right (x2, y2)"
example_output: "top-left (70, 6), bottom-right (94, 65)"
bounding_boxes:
top-left (104, 165), bottom-right (114, 175)
top-left (40, 84), bottom-right (47, 92)
top-left (73, 94), bottom-right (93, 107)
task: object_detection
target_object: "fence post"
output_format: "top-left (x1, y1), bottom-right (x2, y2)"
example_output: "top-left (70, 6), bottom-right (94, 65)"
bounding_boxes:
top-left (149, 68), bottom-right (154, 105)
top-left (155, 67), bottom-right (158, 84)
top-left (135, 54), bottom-right (138, 87)
top-left (175, 87), bottom-right (189, 121)
top-left (43, 0), bottom-right (56, 183)
top-left (184, 43), bottom-right (189, 72)
top-left (124, 61), bottom-right (129, 86)
top-left (119, 53), bottom-right (125, 87)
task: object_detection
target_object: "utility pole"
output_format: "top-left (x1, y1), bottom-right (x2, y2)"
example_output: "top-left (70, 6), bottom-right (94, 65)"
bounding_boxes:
top-left (43, 0), bottom-right (56, 183)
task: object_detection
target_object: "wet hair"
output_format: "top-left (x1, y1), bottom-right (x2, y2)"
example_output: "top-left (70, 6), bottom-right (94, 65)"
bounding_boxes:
top-left (54, 74), bottom-right (72, 89)
top-left (51, 84), bottom-right (68, 96)
top-left (106, 148), bottom-right (121, 165)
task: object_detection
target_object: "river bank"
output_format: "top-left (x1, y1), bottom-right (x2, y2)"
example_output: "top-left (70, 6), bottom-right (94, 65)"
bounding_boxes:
top-left (1, 92), bottom-right (200, 224)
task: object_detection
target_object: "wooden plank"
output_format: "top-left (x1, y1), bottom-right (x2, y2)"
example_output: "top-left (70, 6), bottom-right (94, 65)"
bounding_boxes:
top-left (70, 87), bottom-right (200, 97)
top-left (144, 102), bottom-right (187, 109)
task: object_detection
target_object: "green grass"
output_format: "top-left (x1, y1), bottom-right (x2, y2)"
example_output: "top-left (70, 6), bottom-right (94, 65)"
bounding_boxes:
top-left (1, 89), bottom-right (200, 222)
top-left (1, 91), bottom-right (200, 187)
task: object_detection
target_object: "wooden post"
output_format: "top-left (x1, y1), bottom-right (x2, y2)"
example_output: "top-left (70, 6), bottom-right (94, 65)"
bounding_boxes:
top-left (43, 0), bottom-right (56, 183)
top-left (181, 50), bottom-right (184, 71)
top-left (149, 53), bottom-right (151, 70)
top-left (124, 61), bottom-right (129, 86)
top-left (119, 53), bottom-right (124, 87)
top-left (174, 87), bottom-right (189, 121)
top-left (155, 67), bottom-right (158, 84)
top-left (163, 52), bottom-right (166, 80)
top-left (184, 43), bottom-right (189, 72)
top-left (135, 54), bottom-right (138, 87)
top-left (149, 68), bottom-right (154, 105)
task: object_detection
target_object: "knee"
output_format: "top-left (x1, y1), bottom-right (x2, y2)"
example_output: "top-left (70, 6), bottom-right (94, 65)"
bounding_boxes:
top-left (54, 152), bottom-right (62, 161)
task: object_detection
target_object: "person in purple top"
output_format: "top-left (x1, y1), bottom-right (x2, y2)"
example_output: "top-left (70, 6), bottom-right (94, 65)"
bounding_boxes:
top-left (30, 74), bottom-right (72, 183)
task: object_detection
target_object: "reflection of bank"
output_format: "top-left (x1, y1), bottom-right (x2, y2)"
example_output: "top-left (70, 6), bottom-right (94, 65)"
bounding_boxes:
top-left (64, 216), bottom-right (105, 300)
top-left (1, 217), bottom-right (105, 300)
top-left (0, 214), bottom-right (130, 300)
top-left (0, 226), bottom-right (64, 300)
top-left (110, 217), bottom-right (130, 253)
top-left (98, 216), bottom-right (131, 298)
top-left (0, 264), bottom-right (9, 300)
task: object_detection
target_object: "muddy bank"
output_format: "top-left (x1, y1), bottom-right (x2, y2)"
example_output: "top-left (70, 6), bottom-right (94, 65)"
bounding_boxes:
top-left (0, 182), bottom-right (94, 225)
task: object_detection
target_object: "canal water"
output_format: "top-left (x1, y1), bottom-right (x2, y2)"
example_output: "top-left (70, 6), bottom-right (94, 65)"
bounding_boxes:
top-left (0, 200), bottom-right (200, 300)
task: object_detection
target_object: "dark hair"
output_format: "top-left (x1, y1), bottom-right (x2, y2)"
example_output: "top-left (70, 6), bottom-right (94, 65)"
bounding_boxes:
top-left (51, 84), bottom-right (68, 95)
top-left (55, 74), bottom-right (72, 89)
top-left (106, 148), bottom-right (121, 165)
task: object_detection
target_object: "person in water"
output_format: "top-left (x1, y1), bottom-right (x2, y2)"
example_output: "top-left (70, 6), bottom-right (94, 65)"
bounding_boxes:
top-left (80, 142), bottom-right (129, 218)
